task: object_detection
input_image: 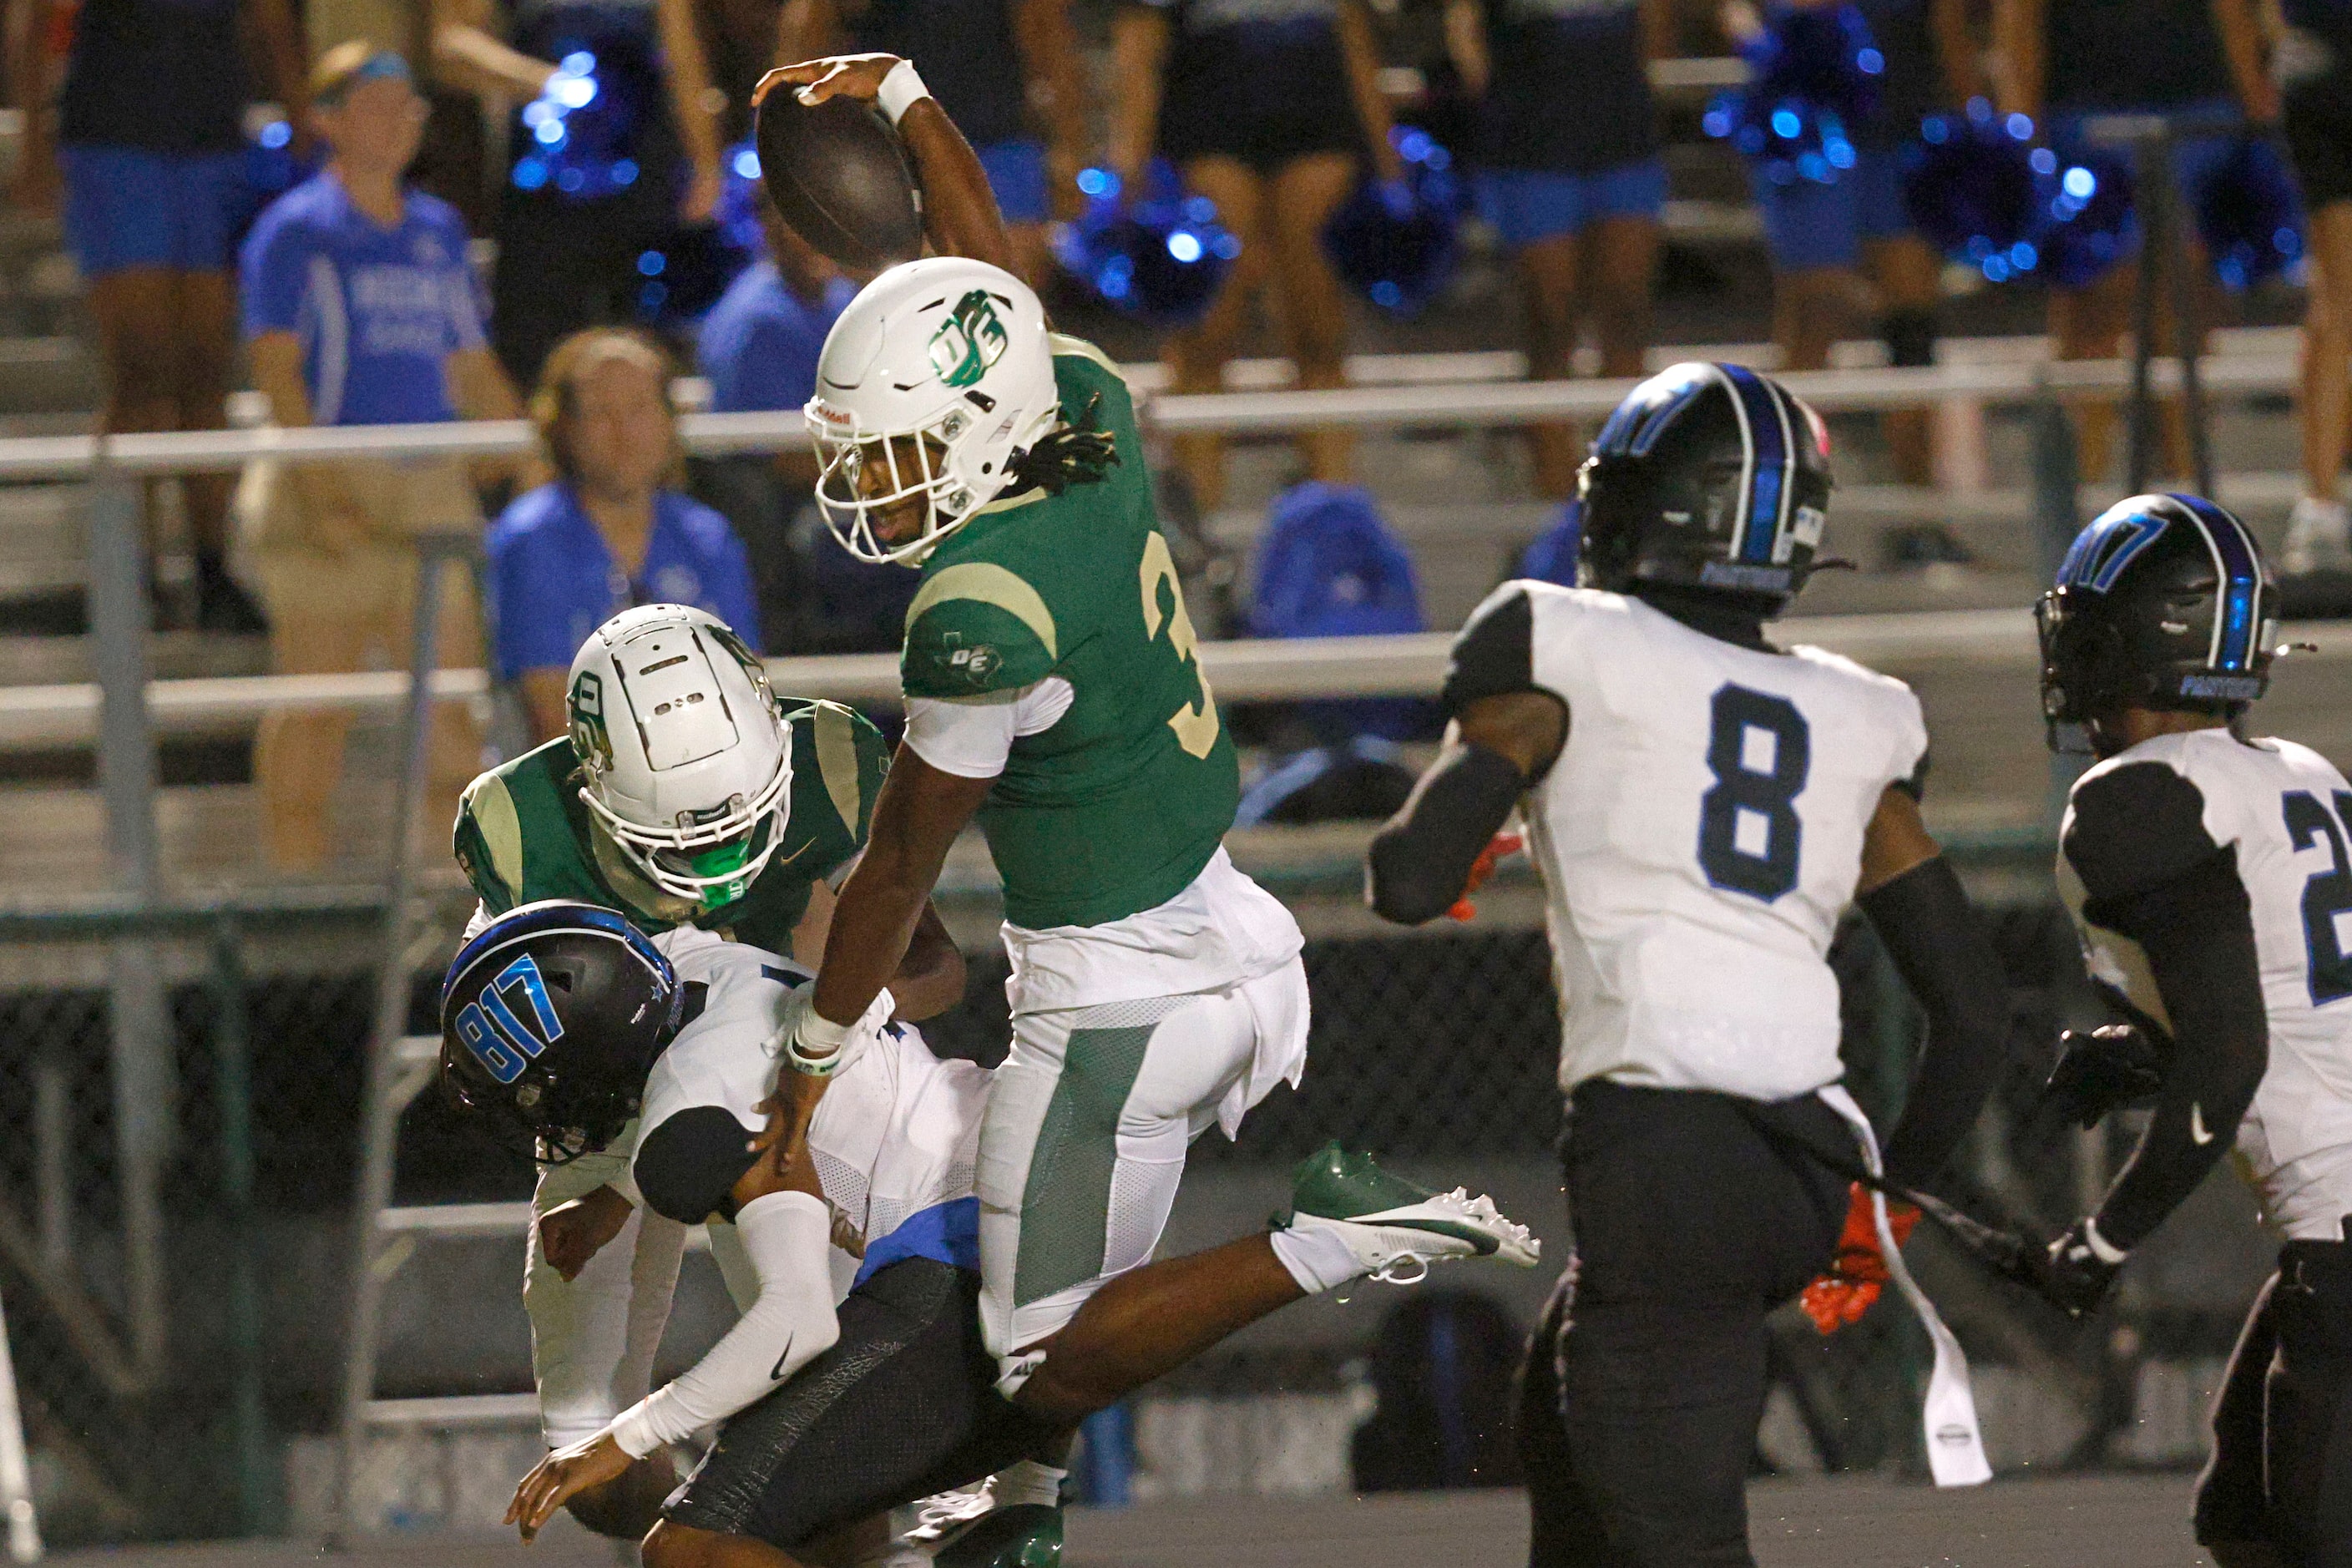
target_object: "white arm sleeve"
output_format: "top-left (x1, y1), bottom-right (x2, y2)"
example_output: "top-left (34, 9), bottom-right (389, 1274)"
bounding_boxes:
top-left (903, 676), bottom-right (1075, 780)
top-left (604, 1190), bottom-right (840, 1457)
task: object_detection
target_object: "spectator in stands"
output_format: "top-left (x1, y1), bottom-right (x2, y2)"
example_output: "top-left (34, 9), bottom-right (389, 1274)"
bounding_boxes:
top-left (778, 0), bottom-right (1085, 289)
top-left (1107, 0), bottom-right (1400, 509)
top-left (240, 44), bottom-right (531, 872)
top-left (1727, 0), bottom-right (1975, 487)
top-left (461, 0), bottom-right (727, 386)
top-left (1993, 0), bottom-right (2274, 481)
top-left (490, 327), bottom-right (759, 741)
top-left (6, 0), bottom-right (307, 630)
top-left (1447, 0), bottom-right (1669, 499)
top-left (697, 201), bottom-right (856, 422)
top-left (694, 198), bottom-right (900, 652)
top-left (2278, 0), bottom-right (2352, 574)
top-left (302, 0), bottom-right (488, 229)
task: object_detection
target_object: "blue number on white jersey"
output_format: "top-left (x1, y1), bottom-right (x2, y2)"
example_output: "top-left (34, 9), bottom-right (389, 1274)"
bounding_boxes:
top-left (2284, 789), bottom-right (2352, 1006)
top-left (1698, 684), bottom-right (1811, 901)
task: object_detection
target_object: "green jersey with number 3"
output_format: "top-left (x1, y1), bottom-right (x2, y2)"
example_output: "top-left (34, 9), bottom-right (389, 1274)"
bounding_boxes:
top-left (902, 335), bottom-right (1238, 929)
top-left (452, 698), bottom-right (890, 952)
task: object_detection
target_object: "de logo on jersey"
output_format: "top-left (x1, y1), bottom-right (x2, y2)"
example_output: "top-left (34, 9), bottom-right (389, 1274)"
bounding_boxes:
top-left (1699, 684), bottom-right (1812, 901)
top-left (453, 955), bottom-right (568, 1085)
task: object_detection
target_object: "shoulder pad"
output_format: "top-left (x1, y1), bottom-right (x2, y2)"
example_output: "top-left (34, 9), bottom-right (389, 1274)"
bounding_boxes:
top-left (789, 699), bottom-right (888, 843)
top-left (634, 1105), bottom-right (760, 1224)
top-left (902, 562), bottom-right (1060, 698)
top-left (2065, 759), bottom-right (2225, 907)
top-left (1443, 582), bottom-right (1540, 714)
top-left (453, 768), bottom-right (526, 912)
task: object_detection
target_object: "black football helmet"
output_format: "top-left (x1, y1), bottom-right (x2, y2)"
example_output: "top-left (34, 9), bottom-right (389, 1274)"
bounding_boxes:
top-left (2037, 493), bottom-right (2275, 756)
top-left (439, 900), bottom-right (682, 1162)
top-left (1578, 362), bottom-right (1834, 615)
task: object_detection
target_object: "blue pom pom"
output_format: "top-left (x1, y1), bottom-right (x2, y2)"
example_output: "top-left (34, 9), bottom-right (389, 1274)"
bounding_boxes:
top-left (1318, 125), bottom-right (1463, 316)
top-left (2041, 147), bottom-right (2136, 288)
top-left (1901, 111), bottom-right (2044, 260)
top-left (1707, 6), bottom-right (1880, 189)
top-left (1054, 157), bottom-right (1237, 324)
top-left (2195, 136), bottom-right (2306, 291)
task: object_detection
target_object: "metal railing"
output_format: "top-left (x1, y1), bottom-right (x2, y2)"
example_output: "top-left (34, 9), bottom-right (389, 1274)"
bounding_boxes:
top-left (0, 348), bottom-right (2304, 483)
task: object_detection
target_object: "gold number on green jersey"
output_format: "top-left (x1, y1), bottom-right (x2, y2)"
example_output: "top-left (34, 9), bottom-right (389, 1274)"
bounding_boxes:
top-left (1139, 532), bottom-right (1221, 759)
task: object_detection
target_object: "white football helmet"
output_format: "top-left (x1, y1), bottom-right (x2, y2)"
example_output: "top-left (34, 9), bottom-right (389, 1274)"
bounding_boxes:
top-left (805, 256), bottom-right (1062, 566)
top-left (566, 604), bottom-right (792, 909)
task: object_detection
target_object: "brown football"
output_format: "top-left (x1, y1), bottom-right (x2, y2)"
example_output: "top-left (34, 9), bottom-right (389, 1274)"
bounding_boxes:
top-left (753, 91), bottom-right (924, 272)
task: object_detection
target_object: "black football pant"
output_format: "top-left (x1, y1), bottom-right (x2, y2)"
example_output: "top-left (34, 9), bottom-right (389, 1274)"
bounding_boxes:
top-left (666, 1258), bottom-right (1059, 1552)
top-left (1519, 1080), bottom-right (1848, 1568)
top-left (2197, 1227), bottom-right (2352, 1568)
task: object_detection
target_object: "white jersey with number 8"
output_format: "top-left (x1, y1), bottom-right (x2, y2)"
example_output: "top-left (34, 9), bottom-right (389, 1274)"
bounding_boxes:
top-left (1445, 583), bottom-right (1929, 1101)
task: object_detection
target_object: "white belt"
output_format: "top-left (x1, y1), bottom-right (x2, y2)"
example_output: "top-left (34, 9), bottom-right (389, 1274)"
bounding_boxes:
top-left (1816, 1083), bottom-right (1994, 1488)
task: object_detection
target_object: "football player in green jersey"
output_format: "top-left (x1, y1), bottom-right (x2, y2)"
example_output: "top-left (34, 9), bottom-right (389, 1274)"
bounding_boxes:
top-left (452, 600), bottom-right (965, 1540)
top-left (630, 51), bottom-right (1538, 1568)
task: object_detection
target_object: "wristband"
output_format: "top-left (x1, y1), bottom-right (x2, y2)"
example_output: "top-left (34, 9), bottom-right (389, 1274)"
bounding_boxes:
top-left (787, 1008), bottom-right (852, 1077)
top-left (875, 59), bottom-right (930, 125)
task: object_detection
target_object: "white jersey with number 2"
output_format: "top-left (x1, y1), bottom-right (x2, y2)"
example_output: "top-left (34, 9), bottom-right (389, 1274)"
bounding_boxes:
top-left (1445, 582), bottom-right (1929, 1101)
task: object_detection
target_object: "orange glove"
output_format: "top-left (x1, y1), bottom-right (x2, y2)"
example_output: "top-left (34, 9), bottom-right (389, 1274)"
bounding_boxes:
top-left (1448, 834), bottom-right (1524, 922)
top-left (1798, 1181), bottom-right (1920, 1335)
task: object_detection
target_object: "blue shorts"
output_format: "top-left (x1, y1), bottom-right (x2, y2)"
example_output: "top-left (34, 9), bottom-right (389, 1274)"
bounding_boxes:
top-left (977, 139), bottom-right (1050, 226)
top-left (60, 144), bottom-right (250, 277)
top-left (1473, 157), bottom-right (1668, 249)
top-left (1753, 141), bottom-right (1913, 273)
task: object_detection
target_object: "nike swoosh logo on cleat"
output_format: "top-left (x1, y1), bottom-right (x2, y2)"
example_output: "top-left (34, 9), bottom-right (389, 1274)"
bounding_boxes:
top-left (2191, 1104), bottom-right (2213, 1146)
top-left (1363, 1214), bottom-right (1500, 1254)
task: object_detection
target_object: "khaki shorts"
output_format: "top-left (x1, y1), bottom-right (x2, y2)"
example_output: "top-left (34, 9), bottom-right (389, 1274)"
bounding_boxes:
top-left (240, 455), bottom-right (483, 660)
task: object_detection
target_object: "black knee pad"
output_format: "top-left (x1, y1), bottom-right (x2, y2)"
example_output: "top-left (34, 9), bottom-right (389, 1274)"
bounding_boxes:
top-left (1880, 308), bottom-right (1939, 369)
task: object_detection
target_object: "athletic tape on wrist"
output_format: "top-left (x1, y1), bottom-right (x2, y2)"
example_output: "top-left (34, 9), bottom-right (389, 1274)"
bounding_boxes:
top-left (787, 1009), bottom-right (852, 1077)
top-left (876, 59), bottom-right (930, 125)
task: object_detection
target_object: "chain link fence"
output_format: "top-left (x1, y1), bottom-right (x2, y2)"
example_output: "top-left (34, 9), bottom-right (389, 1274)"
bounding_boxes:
top-left (0, 850), bottom-right (2279, 1540)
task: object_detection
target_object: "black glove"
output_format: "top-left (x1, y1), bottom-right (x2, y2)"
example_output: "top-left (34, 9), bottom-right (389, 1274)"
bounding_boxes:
top-left (2015, 1218), bottom-right (2126, 1319)
top-left (2043, 1024), bottom-right (2166, 1130)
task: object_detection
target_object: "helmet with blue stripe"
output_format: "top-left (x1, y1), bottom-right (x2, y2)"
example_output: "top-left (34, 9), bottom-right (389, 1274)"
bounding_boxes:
top-left (1576, 362), bottom-right (1834, 616)
top-left (2037, 493), bottom-right (2275, 756)
top-left (438, 900), bottom-right (682, 1162)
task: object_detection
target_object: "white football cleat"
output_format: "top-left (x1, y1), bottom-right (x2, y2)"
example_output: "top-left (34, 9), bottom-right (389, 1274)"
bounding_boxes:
top-left (1275, 1142), bottom-right (1540, 1284)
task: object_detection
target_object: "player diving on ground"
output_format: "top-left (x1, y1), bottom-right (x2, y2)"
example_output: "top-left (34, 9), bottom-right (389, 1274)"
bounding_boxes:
top-left (451, 601), bottom-right (968, 1539)
top-left (444, 899), bottom-right (1536, 1566)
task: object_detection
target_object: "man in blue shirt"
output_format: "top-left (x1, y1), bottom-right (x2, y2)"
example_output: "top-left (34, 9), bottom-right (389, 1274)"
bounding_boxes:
top-left (492, 326), bottom-right (760, 740)
top-left (691, 205), bottom-right (914, 654)
top-left (239, 43), bottom-right (533, 870)
top-left (696, 205), bottom-right (857, 418)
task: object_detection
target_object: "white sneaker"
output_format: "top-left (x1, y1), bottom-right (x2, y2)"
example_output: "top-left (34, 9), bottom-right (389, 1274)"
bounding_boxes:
top-left (893, 1476), bottom-right (1063, 1568)
top-left (2283, 495), bottom-right (2352, 575)
top-left (1276, 1143), bottom-right (1541, 1285)
top-left (901, 1485), bottom-right (996, 1549)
